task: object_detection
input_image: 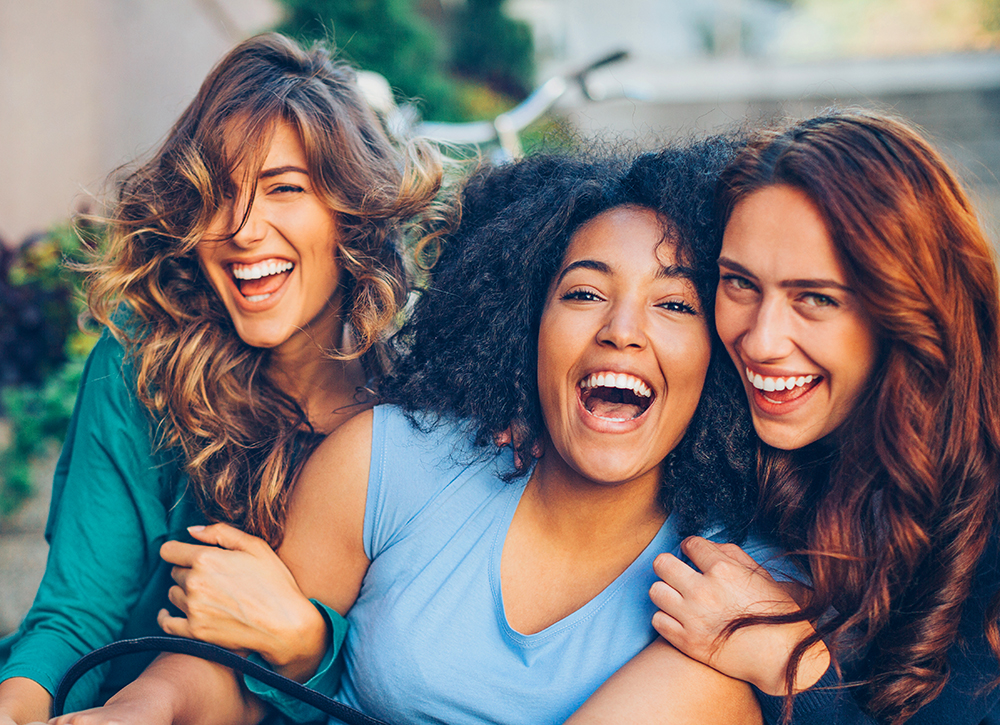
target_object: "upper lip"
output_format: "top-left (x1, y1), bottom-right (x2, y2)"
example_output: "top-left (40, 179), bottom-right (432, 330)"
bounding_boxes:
top-left (742, 361), bottom-right (820, 380)
top-left (223, 254), bottom-right (295, 268)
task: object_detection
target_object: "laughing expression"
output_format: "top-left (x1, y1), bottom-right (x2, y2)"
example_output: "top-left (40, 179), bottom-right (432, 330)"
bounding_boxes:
top-left (716, 185), bottom-right (879, 450)
top-left (536, 205), bottom-right (711, 488)
top-left (196, 121), bottom-right (344, 353)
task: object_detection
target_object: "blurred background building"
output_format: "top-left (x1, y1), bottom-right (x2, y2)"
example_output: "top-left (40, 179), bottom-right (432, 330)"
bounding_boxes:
top-left (2, 0), bottom-right (998, 246)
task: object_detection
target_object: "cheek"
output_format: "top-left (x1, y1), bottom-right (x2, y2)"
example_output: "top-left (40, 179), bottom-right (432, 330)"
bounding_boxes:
top-left (714, 295), bottom-right (745, 350)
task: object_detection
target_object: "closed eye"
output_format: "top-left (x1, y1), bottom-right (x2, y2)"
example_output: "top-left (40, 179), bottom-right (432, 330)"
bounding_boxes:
top-left (270, 184), bottom-right (305, 194)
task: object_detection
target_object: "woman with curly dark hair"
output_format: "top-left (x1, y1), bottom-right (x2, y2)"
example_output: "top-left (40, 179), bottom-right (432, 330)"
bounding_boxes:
top-left (0, 32), bottom-right (442, 724)
top-left (60, 143), bottom-right (791, 725)
top-left (582, 111), bottom-right (1000, 724)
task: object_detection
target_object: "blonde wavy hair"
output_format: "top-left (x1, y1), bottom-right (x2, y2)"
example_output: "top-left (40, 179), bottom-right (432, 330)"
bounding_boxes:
top-left (86, 33), bottom-right (443, 546)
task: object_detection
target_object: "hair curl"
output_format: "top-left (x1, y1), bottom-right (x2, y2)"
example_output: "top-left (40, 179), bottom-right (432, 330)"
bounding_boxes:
top-left (84, 33), bottom-right (443, 546)
top-left (384, 140), bottom-right (757, 535)
top-left (717, 110), bottom-right (1000, 723)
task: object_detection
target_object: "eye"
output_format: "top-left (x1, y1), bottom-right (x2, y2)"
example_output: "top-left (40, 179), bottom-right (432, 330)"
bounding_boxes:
top-left (658, 299), bottom-right (698, 315)
top-left (800, 292), bottom-right (839, 308)
top-left (720, 273), bottom-right (757, 292)
top-left (270, 183), bottom-right (305, 195)
top-left (561, 287), bottom-right (603, 302)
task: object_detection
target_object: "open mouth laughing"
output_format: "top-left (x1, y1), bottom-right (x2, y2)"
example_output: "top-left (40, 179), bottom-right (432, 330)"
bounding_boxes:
top-left (230, 258), bottom-right (294, 302)
top-left (746, 367), bottom-right (822, 404)
top-left (579, 371), bottom-right (654, 421)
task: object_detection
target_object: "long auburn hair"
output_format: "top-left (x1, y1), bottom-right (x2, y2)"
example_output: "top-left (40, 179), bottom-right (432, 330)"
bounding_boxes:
top-left (85, 33), bottom-right (443, 546)
top-left (717, 111), bottom-right (1000, 723)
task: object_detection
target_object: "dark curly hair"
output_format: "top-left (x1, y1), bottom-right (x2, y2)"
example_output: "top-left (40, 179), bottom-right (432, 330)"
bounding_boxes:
top-left (384, 138), bottom-right (757, 535)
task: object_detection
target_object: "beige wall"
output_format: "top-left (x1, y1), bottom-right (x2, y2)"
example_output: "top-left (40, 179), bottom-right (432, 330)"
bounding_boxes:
top-left (0, 0), bottom-right (281, 245)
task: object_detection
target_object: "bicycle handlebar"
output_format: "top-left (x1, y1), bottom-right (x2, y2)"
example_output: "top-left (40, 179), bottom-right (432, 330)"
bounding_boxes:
top-left (414, 50), bottom-right (629, 145)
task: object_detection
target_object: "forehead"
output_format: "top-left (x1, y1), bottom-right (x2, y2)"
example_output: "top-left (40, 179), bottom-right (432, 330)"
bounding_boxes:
top-left (564, 206), bottom-right (676, 267)
top-left (218, 117), bottom-right (308, 181)
top-left (722, 185), bottom-right (845, 281)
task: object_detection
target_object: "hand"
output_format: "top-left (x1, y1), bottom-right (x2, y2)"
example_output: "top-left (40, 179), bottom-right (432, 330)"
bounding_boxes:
top-left (159, 523), bottom-right (329, 680)
top-left (649, 536), bottom-right (829, 696)
top-left (493, 427), bottom-right (543, 469)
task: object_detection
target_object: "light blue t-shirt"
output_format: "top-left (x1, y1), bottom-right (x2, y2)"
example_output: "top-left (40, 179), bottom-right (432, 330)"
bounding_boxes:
top-left (328, 405), bottom-right (785, 725)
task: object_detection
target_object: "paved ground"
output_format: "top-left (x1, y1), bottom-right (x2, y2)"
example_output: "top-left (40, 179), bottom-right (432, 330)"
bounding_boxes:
top-left (0, 423), bottom-right (53, 636)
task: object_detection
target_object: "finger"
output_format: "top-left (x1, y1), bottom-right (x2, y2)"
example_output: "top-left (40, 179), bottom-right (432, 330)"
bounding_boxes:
top-left (160, 540), bottom-right (213, 567)
top-left (168, 564), bottom-right (190, 587)
top-left (157, 607), bottom-right (194, 639)
top-left (166, 584), bottom-right (190, 614)
top-left (187, 523), bottom-right (268, 554)
top-left (652, 552), bottom-right (701, 594)
top-left (680, 536), bottom-right (740, 573)
top-left (651, 609), bottom-right (686, 645)
top-left (649, 579), bottom-right (685, 615)
top-left (717, 542), bottom-right (765, 571)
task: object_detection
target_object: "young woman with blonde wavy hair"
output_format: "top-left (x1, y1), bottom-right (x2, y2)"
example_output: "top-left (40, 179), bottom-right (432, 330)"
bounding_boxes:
top-left (572, 111), bottom-right (1000, 724)
top-left (0, 32), bottom-right (442, 724)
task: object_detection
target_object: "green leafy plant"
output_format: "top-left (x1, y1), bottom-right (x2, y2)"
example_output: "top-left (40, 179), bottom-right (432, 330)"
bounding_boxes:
top-left (0, 222), bottom-right (98, 517)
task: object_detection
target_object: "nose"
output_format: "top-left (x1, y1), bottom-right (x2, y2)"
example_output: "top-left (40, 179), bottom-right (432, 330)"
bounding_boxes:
top-left (738, 294), bottom-right (795, 363)
top-left (598, 298), bottom-right (647, 351)
top-left (229, 193), bottom-right (265, 248)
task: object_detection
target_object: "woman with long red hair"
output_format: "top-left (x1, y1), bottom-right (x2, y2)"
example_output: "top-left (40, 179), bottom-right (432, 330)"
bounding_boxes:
top-left (572, 111), bottom-right (1000, 724)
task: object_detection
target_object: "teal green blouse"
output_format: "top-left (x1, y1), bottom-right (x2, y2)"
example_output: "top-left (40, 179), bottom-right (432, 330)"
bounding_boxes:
top-left (0, 333), bottom-right (200, 711)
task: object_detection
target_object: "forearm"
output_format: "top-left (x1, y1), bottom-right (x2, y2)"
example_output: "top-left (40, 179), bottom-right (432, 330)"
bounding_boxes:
top-left (0, 677), bottom-right (52, 725)
top-left (87, 654), bottom-right (265, 725)
top-left (566, 638), bottom-right (762, 725)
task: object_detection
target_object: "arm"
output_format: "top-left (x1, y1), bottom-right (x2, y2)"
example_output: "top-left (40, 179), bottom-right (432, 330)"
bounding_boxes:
top-left (649, 536), bottom-right (829, 697)
top-left (567, 536), bottom-right (826, 725)
top-left (0, 334), bottom-right (182, 720)
top-left (53, 410), bottom-right (376, 725)
top-left (48, 655), bottom-right (265, 725)
top-left (566, 638), bottom-right (762, 725)
top-left (0, 678), bottom-right (50, 725)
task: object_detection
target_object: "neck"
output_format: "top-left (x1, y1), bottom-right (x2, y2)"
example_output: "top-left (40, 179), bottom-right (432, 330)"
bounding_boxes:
top-left (266, 307), bottom-right (370, 434)
top-left (525, 445), bottom-right (666, 549)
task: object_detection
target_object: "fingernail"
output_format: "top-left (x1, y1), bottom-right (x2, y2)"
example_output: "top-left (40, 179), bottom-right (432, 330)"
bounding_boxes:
top-left (188, 525), bottom-right (205, 533)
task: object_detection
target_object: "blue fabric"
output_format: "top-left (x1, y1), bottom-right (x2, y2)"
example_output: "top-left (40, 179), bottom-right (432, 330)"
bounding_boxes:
top-left (330, 405), bottom-right (782, 725)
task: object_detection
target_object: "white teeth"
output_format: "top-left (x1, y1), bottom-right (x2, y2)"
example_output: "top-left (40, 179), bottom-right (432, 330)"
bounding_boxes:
top-left (231, 259), bottom-right (294, 280)
top-left (746, 368), bottom-right (819, 392)
top-left (579, 372), bottom-right (652, 398)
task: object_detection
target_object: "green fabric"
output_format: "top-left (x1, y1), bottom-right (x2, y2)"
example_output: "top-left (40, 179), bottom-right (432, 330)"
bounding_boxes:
top-left (0, 332), bottom-right (202, 711)
top-left (244, 599), bottom-right (349, 723)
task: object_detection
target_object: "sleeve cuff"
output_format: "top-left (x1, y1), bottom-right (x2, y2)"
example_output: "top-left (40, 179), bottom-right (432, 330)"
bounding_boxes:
top-left (244, 600), bottom-right (348, 723)
top-left (756, 665), bottom-right (860, 725)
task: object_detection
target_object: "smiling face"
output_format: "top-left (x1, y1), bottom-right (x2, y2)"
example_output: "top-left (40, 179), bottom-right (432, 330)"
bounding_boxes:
top-left (536, 205), bottom-right (711, 488)
top-left (716, 184), bottom-right (880, 450)
top-left (196, 120), bottom-right (344, 353)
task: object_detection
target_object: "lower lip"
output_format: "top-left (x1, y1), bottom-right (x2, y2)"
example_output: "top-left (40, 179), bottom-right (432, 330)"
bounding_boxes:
top-left (576, 388), bottom-right (652, 433)
top-left (748, 379), bottom-right (820, 417)
top-left (227, 271), bottom-right (292, 312)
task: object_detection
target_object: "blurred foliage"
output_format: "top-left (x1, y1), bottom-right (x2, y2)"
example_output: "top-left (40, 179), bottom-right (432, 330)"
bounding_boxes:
top-left (273, 0), bottom-right (535, 123)
top-left (0, 222), bottom-right (99, 517)
top-left (451, 0), bottom-right (534, 98)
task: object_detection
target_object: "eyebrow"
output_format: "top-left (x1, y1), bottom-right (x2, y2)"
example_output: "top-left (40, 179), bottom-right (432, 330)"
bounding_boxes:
top-left (717, 256), bottom-right (852, 292)
top-left (260, 165), bottom-right (309, 179)
top-left (555, 259), bottom-right (695, 286)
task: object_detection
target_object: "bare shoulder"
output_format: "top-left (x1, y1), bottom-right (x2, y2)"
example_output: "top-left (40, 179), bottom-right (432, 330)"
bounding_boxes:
top-left (280, 408), bottom-right (374, 612)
